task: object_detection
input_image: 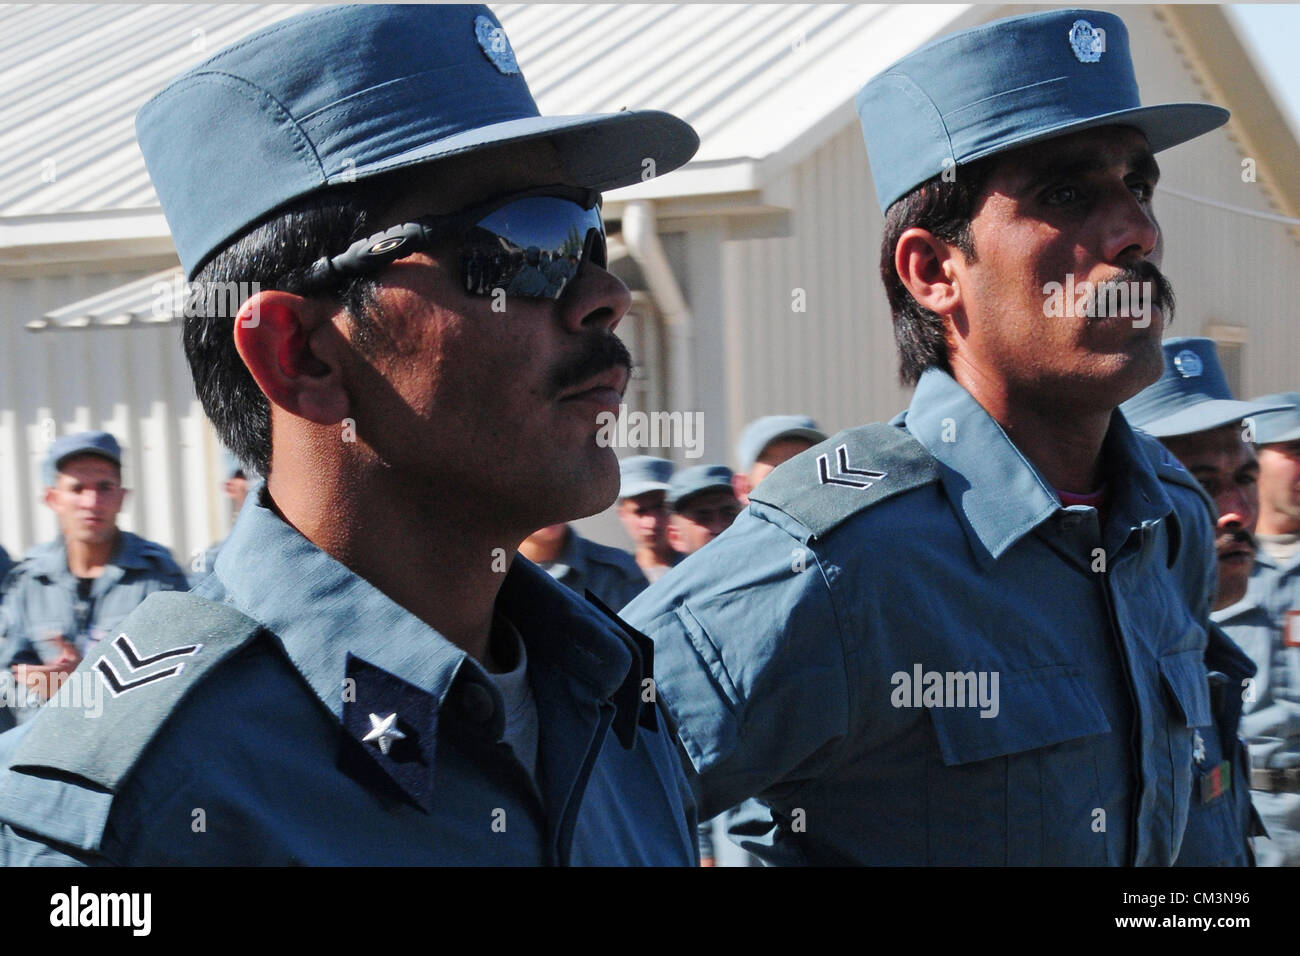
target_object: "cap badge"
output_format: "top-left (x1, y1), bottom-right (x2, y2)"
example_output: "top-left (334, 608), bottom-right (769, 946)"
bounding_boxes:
top-left (1068, 19), bottom-right (1106, 64)
top-left (475, 15), bottom-right (520, 75)
top-left (1173, 349), bottom-right (1204, 379)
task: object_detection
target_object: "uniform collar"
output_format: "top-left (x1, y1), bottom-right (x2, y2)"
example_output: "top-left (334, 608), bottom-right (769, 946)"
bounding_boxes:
top-left (213, 484), bottom-right (649, 745)
top-left (545, 526), bottom-right (588, 584)
top-left (903, 368), bottom-right (1176, 564)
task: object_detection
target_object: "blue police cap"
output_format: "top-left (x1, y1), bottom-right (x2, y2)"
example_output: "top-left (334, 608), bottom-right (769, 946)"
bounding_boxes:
top-left (856, 8), bottom-right (1229, 213)
top-left (619, 456), bottom-right (674, 500)
top-left (668, 465), bottom-right (735, 510)
top-left (1247, 393), bottom-right (1300, 445)
top-left (136, 4), bottom-right (699, 278)
top-left (1121, 338), bottom-right (1290, 438)
top-left (44, 431), bottom-right (122, 486)
top-left (736, 415), bottom-right (826, 473)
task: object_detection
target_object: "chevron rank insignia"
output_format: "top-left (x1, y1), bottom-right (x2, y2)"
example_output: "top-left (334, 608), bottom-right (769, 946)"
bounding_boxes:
top-left (95, 632), bottom-right (203, 697)
top-left (817, 443), bottom-right (887, 489)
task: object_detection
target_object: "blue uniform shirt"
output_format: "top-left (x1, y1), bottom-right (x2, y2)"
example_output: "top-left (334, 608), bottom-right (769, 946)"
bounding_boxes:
top-left (623, 368), bottom-right (1217, 865)
top-left (542, 528), bottom-right (649, 612)
top-left (0, 485), bottom-right (697, 865)
top-left (1215, 544), bottom-right (1300, 865)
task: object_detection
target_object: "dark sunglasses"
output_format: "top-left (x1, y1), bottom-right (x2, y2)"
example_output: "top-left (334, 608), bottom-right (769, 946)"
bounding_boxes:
top-left (299, 185), bottom-right (606, 300)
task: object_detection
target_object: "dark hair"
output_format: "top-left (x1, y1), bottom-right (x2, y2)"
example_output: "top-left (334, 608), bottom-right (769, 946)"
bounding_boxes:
top-left (185, 188), bottom-right (390, 476)
top-left (878, 160), bottom-right (993, 386)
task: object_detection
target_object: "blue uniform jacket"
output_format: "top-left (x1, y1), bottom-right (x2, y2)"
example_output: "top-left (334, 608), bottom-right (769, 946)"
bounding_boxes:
top-left (623, 369), bottom-right (1219, 865)
top-left (0, 486), bottom-right (697, 865)
top-left (543, 528), bottom-right (649, 612)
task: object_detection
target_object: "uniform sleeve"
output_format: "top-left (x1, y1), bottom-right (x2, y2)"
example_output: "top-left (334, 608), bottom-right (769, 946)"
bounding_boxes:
top-left (623, 508), bottom-right (851, 820)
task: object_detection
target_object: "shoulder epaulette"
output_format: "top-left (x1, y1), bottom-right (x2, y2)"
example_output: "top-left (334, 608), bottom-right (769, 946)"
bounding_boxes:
top-left (749, 421), bottom-right (941, 538)
top-left (5, 590), bottom-right (264, 792)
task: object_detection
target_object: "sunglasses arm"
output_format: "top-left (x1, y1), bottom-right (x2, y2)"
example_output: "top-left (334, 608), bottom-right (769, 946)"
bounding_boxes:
top-left (302, 220), bottom-right (441, 290)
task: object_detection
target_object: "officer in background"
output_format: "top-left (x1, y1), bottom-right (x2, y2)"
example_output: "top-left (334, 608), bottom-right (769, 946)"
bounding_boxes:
top-left (1214, 392), bottom-right (1300, 864)
top-left (518, 521), bottom-right (648, 610)
top-left (1122, 337), bottom-right (1287, 864)
top-left (0, 432), bottom-right (187, 729)
top-left (188, 450), bottom-right (254, 587)
top-left (733, 415), bottom-right (826, 505)
top-left (625, 8), bottom-right (1230, 865)
top-left (0, 547), bottom-right (12, 587)
top-left (667, 464), bottom-right (742, 556)
top-left (0, 4), bottom-right (699, 865)
top-left (616, 455), bottom-right (680, 582)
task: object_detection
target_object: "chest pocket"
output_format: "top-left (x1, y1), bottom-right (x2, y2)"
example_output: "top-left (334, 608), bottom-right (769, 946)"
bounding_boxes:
top-left (926, 666), bottom-right (1111, 865)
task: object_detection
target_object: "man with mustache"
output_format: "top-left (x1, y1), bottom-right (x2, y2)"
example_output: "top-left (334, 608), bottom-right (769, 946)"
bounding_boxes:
top-left (0, 5), bottom-right (699, 865)
top-left (625, 8), bottom-right (1231, 864)
top-left (1122, 337), bottom-right (1289, 863)
top-left (1213, 393), bottom-right (1300, 865)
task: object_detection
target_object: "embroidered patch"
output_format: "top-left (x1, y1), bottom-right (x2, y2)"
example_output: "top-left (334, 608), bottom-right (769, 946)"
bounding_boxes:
top-left (475, 15), bottom-right (519, 75)
top-left (817, 444), bottom-right (887, 489)
top-left (1173, 349), bottom-right (1204, 378)
top-left (95, 633), bottom-right (202, 697)
top-left (1068, 19), bottom-right (1106, 64)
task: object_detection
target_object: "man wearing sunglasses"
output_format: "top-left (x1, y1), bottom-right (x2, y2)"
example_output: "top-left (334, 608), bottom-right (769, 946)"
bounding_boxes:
top-left (0, 5), bottom-right (699, 865)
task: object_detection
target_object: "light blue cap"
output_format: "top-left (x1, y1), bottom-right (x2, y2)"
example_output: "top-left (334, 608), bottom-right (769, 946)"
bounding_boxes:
top-left (856, 8), bottom-right (1229, 213)
top-left (668, 465), bottom-right (735, 510)
top-left (736, 415), bottom-right (826, 472)
top-left (619, 456), bottom-right (674, 499)
top-left (1121, 338), bottom-right (1290, 438)
top-left (1247, 393), bottom-right (1300, 445)
top-left (44, 431), bottom-right (122, 486)
top-left (136, 4), bottom-right (699, 278)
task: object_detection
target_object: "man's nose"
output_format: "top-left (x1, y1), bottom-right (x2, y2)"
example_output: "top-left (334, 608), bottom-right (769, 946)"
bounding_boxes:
top-left (556, 261), bottom-right (632, 335)
top-left (1218, 485), bottom-right (1258, 534)
top-left (1102, 183), bottom-right (1160, 265)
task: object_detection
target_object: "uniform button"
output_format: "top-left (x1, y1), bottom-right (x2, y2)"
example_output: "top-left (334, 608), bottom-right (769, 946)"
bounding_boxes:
top-left (1058, 513), bottom-right (1083, 529)
top-left (456, 681), bottom-right (496, 724)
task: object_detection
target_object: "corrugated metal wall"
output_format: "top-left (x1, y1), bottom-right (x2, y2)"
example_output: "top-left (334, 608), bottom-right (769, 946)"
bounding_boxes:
top-left (0, 268), bottom-right (225, 567)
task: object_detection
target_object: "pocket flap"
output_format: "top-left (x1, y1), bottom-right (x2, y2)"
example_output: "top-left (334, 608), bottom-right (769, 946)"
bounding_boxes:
top-left (1159, 648), bottom-right (1213, 728)
top-left (930, 666), bottom-right (1110, 766)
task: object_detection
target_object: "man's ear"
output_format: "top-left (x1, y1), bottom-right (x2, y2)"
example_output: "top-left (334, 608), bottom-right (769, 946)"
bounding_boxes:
top-left (43, 486), bottom-right (57, 511)
top-left (732, 472), bottom-right (751, 504)
top-left (234, 290), bottom-right (350, 425)
top-left (895, 227), bottom-right (963, 318)
top-left (666, 518), bottom-right (684, 554)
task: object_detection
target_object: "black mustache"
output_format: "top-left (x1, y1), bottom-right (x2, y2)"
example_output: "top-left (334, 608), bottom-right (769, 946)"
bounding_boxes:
top-left (1096, 261), bottom-right (1176, 323)
top-left (1218, 528), bottom-right (1256, 551)
top-left (547, 332), bottom-right (633, 398)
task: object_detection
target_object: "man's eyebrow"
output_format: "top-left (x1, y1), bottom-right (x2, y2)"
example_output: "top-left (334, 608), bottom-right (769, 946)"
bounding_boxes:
top-left (1014, 147), bottom-right (1161, 195)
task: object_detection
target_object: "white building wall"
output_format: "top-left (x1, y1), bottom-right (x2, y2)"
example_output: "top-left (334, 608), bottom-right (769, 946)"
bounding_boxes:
top-left (0, 268), bottom-right (225, 567)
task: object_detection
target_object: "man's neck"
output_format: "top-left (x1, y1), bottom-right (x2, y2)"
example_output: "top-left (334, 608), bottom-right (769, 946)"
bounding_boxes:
top-left (65, 531), bottom-right (119, 578)
top-left (636, 542), bottom-right (674, 570)
top-left (268, 456), bottom-right (523, 666)
top-left (952, 364), bottom-right (1110, 493)
top-left (518, 528), bottom-right (568, 565)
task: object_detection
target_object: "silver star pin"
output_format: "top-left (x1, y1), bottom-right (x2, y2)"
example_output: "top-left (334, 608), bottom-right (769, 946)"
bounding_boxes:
top-left (363, 712), bottom-right (407, 755)
top-left (1192, 730), bottom-right (1206, 765)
